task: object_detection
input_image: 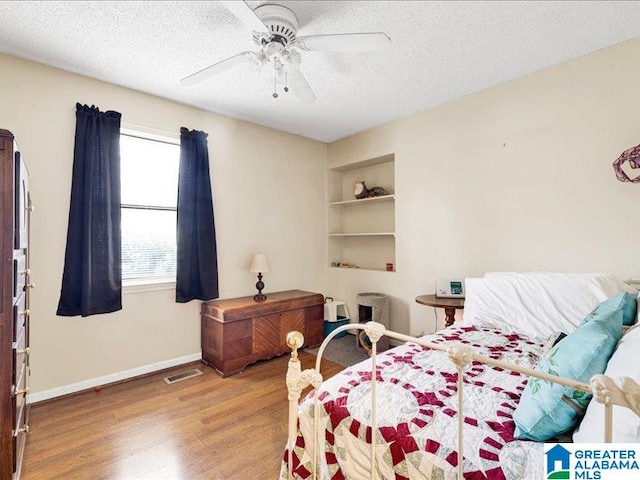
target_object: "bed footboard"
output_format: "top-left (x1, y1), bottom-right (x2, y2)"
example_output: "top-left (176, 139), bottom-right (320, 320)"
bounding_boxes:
top-left (285, 332), bottom-right (323, 479)
top-left (285, 321), bottom-right (640, 480)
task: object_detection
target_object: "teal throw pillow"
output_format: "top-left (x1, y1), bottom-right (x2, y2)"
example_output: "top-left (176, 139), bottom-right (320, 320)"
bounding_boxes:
top-left (513, 308), bottom-right (623, 441)
top-left (581, 292), bottom-right (637, 326)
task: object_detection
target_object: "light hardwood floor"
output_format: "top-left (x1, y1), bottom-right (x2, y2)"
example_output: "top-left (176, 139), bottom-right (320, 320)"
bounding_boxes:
top-left (22, 352), bottom-right (343, 479)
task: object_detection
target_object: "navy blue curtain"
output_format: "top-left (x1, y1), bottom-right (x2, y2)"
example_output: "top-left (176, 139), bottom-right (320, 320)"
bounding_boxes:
top-left (57, 104), bottom-right (122, 317)
top-left (176, 128), bottom-right (219, 303)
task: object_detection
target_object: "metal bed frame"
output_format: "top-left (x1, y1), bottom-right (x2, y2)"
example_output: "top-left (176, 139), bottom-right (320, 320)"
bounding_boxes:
top-left (285, 321), bottom-right (640, 480)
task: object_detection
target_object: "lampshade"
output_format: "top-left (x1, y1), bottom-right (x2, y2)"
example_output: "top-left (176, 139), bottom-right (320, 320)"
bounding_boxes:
top-left (249, 254), bottom-right (270, 273)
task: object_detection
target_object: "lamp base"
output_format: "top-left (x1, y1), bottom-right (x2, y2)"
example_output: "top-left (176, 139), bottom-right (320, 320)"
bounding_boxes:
top-left (254, 273), bottom-right (267, 302)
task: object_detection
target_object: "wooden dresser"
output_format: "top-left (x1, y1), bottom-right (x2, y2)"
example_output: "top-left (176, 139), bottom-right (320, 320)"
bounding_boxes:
top-left (201, 290), bottom-right (324, 377)
top-left (0, 130), bottom-right (32, 480)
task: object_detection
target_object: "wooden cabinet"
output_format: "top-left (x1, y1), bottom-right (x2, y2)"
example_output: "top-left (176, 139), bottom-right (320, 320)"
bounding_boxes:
top-left (1, 129), bottom-right (31, 480)
top-left (328, 153), bottom-right (395, 272)
top-left (201, 290), bottom-right (324, 377)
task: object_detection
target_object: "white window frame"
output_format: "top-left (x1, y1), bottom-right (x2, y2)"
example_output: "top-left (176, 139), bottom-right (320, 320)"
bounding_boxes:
top-left (120, 125), bottom-right (180, 293)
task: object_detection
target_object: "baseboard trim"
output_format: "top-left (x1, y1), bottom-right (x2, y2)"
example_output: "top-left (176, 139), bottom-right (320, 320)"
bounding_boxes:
top-left (28, 352), bottom-right (202, 404)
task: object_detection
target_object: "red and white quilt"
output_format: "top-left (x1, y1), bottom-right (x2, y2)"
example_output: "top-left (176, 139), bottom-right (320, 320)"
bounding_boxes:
top-left (281, 326), bottom-right (547, 480)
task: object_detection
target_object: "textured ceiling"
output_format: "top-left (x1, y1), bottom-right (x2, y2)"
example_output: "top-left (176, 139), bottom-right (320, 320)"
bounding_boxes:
top-left (1, 1), bottom-right (640, 142)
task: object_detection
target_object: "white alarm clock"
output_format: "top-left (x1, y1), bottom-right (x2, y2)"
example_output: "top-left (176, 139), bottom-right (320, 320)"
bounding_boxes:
top-left (436, 279), bottom-right (465, 298)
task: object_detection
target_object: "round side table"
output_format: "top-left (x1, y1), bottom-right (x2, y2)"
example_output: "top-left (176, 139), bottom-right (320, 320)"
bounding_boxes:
top-left (415, 294), bottom-right (465, 328)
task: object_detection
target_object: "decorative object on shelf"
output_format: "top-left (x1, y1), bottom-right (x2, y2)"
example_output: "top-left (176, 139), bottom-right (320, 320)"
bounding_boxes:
top-left (331, 261), bottom-right (359, 268)
top-left (386, 262), bottom-right (394, 271)
top-left (613, 143), bottom-right (640, 183)
top-left (353, 180), bottom-right (389, 199)
top-left (249, 253), bottom-right (270, 302)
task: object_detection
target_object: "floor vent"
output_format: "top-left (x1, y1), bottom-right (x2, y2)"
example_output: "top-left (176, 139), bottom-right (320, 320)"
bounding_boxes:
top-left (164, 368), bottom-right (203, 385)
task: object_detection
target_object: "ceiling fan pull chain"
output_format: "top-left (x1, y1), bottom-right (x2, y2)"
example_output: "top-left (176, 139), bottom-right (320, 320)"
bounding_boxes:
top-left (273, 62), bottom-right (278, 98)
top-left (284, 71), bottom-right (289, 93)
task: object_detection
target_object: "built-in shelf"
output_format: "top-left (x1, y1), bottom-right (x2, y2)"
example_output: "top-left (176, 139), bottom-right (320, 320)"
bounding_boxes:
top-left (329, 232), bottom-right (395, 237)
top-left (330, 266), bottom-right (395, 272)
top-left (328, 194), bottom-right (395, 207)
top-left (328, 154), bottom-right (395, 272)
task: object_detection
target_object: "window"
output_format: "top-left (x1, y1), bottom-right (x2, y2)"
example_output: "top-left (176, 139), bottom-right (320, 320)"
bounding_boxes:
top-left (120, 131), bottom-right (180, 282)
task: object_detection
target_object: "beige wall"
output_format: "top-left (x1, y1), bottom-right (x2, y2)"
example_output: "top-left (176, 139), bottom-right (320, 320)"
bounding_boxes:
top-left (3, 34), bottom-right (640, 395)
top-left (328, 37), bottom-right (640, 336)
top-left (0, 53), bottom-right (327, 395)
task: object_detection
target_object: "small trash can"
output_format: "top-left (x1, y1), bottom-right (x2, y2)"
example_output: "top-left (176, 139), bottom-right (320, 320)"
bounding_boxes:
top-left (323, 300), bottom-right (350, 338)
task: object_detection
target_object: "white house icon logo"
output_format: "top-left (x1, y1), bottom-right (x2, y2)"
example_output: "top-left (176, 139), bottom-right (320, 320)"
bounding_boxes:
top-left (546, 444), bottom-right (571, 479)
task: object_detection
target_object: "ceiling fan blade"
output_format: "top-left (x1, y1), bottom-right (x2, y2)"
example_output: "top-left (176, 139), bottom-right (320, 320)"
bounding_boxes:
top-left (297, 32), bottom-right (391, 52)
top-left (287, 69), bottom-right (316, 104)
top-left (181, 52), bottom-right (254, 86)
top-left (219, 0), bottom-right (269, 34)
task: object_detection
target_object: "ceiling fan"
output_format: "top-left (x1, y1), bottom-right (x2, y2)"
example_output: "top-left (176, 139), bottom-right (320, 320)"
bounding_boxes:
top-left (181, 1), bottom-right (391, 104)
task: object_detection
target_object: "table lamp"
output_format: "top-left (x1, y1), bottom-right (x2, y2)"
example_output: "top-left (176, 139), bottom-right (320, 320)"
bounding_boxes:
top-left (250, 253), bottom-right (270, 302)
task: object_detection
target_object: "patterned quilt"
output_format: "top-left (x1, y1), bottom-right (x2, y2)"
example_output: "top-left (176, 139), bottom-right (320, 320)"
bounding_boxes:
top-left (281, 326), bottom-right (548, 480)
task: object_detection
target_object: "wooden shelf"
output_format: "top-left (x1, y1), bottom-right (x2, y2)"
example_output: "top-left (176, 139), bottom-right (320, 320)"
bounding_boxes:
top-left (327, 155), bottom-right (395, 272)
top-left (328, 194), bottom-right (395, 207)
top-left (329, 232), bottom-right (395, 237)
top-left (330, 266), bottom-right (395, 272)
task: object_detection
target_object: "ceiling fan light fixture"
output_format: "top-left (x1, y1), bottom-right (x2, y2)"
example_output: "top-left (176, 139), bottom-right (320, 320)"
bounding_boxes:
top-left (264, 41), bottom-right (285, 60)
top-left (182, 1), bottom-right (390, 105)
top-left (249, 51), bottom-right (267, 71)
top-left (281, 49), bottom-right (301, 68)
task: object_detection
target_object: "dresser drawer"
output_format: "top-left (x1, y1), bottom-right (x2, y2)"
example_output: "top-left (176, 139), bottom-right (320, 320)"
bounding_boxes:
top-left (14, 382), bottom-right (27, 436)
top-left (12, 293), bottom-right (27, 342)
top-left (13, 361), bottom-right (28, 429)
top-left (13, 255), bottom-right (26, 299)
top-left (13, 322), bottom-right (27, 384)
top-left (13, 361), bottom-right (28, 474)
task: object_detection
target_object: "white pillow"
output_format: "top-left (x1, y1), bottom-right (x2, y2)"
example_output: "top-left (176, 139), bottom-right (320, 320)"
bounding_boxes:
top-left (462, 273), bottom-right (636, 339)
top-left (485, 272), bottom-right (637, 295)
top-left (573, 324), bottom-right (640, 443)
